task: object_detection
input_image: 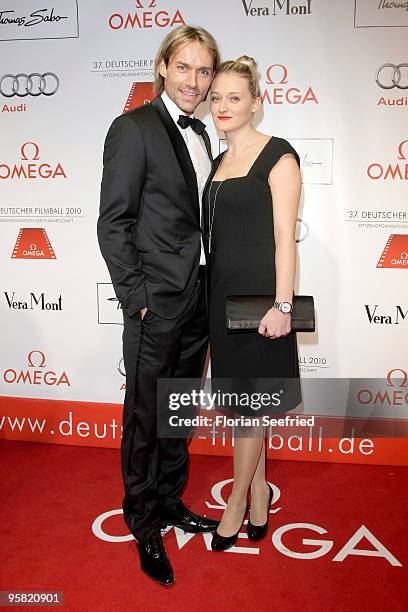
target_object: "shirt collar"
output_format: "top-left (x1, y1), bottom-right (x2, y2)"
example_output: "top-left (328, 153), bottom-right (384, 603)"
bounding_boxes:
top-left (161, 91), bottom-right (194, 126)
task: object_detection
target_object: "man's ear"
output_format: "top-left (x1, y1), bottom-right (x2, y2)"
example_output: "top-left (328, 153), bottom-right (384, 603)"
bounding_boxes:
top-left (158, 58), bottom-right (167, 79)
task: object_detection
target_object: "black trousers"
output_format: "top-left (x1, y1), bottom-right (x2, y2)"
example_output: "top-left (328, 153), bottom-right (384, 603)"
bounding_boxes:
top-left (121, 267), bottom-right (208, 540)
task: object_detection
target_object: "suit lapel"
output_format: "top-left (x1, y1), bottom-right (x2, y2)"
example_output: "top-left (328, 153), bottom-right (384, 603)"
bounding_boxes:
top-left (151, 96), bottom-right (199, 222)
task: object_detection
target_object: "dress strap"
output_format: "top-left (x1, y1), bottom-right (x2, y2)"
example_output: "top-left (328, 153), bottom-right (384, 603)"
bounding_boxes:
top-left (251, 137), bottom-right (300, 178)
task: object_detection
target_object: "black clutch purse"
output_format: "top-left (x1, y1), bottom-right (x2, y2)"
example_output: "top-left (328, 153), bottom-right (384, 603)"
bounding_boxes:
top-left (226, 295), bottom-right (315, 333)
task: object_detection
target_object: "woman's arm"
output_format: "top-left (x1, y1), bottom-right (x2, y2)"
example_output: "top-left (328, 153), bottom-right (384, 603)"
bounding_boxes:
top-left (258, 153), bottom-right (301, 339)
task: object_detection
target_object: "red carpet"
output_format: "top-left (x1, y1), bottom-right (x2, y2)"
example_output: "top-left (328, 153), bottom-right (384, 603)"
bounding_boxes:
top-left (0, 440), bottom-right (407, 611)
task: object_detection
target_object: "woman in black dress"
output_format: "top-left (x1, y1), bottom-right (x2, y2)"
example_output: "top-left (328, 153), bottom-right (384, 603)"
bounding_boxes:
top-left (205, 57), bottom-right (302, 551)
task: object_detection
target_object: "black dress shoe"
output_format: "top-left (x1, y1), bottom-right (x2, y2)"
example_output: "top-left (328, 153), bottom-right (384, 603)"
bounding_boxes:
top-left (211, 502), bottom-right (248, 552)
top-left (247, 483), bottom-right (273, 542)
top-left (137, 530), bottom-right (174, 586)
top-left (159, 500), bottom-right (219, 533)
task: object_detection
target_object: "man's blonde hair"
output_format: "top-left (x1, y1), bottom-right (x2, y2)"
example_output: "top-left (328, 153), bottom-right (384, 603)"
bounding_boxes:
top-left (154, 25), bottom-right (220, 95)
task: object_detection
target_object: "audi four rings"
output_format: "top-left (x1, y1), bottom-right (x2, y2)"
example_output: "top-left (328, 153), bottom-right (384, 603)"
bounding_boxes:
top-left (376, 64), bottom-right (408, 90)
top-left (0, 73), bottom-right (59, 97)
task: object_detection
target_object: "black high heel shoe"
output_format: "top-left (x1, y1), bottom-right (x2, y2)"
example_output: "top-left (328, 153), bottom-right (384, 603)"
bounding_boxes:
top-left (247, 483), bottom-right (273, 542)
top-left (211, 501), bottom-right (248, 552)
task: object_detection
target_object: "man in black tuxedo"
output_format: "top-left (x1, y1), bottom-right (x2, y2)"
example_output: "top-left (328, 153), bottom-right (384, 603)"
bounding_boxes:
top-left (97, 26), bottom-right (220, 585)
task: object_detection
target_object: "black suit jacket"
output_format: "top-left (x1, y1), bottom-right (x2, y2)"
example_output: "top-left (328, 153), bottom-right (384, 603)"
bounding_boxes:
top-left (97, 97), bottom-right (212, 319)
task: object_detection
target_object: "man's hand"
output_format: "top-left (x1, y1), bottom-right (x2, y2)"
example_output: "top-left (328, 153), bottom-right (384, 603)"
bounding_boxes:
top-left (140, 307), bottom-right (148, 320)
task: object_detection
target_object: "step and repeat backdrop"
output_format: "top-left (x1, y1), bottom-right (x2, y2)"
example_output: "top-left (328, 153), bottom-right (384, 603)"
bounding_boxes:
top-left (0, 0), bottom-right (407, 464)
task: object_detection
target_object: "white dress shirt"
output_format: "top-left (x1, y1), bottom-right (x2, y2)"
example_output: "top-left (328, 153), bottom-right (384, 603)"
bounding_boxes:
top-left (161, 91), bottom-right (211, 265)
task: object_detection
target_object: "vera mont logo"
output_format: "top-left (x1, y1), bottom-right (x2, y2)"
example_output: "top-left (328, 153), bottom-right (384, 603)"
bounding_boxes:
top-left (241, 0), bottom-right (312, 16)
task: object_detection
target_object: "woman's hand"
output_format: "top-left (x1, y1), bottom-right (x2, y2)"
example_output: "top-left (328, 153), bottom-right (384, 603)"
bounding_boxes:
top-left (258, 307), bottom-right (291, 339)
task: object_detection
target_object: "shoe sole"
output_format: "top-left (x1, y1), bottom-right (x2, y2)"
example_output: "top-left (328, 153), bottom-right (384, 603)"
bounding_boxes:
top-left (161, 523), bottom-right (218, 533)
top-left (211, 543), bottom-right (235, 551)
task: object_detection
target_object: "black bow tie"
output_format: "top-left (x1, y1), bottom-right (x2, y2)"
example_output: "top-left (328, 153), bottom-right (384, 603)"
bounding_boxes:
top-left (177, 115), bottom-right (206, 135)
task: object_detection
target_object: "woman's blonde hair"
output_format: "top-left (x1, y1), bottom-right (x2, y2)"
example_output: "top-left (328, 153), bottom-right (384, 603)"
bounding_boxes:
top-left (215, 55), bottom-right (261, 98)
top-left (154, 25), bottom-right (220, 95)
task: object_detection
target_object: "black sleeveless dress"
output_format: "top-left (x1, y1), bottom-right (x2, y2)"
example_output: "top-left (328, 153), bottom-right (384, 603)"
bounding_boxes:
top-left (204, 137), bottom-right (301, 416)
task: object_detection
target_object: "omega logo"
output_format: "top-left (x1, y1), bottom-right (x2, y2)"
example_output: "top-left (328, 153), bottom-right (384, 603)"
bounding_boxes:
top-left (3, 350), bottom-right (70, 386)
top-left (357, 369), bottom-right (408, 407)
top-left (386, 368), bottom-right (407, 387)
top-left (108, 0), bottom-right (185, 30)
top-left (20, 141), bottom-right (40, 160)
top-left (367, 140), bottom-right (408, 180)
top-left (91, 479), bottom-right (401, 565)
top-left (27, 349), bottom-right (46, 368)
top-left (135, 0), bottom-right (157, 7)
top-left (0, 142), bottom-right (67, 180)
top-left (262, 64), bottom-right (318, 105)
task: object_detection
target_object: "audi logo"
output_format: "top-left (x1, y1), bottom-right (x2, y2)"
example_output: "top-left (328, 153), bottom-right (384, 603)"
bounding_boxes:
top-left (376, 64), bottom-right (408, 90)
top-left (0, 73), bottom-right (59, 97)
